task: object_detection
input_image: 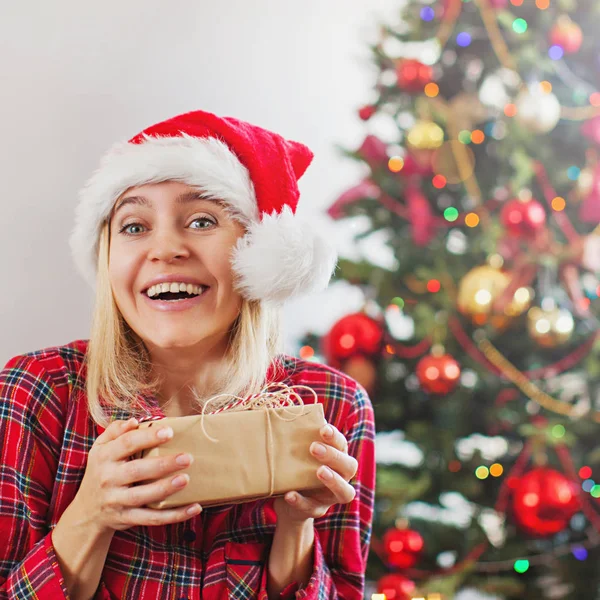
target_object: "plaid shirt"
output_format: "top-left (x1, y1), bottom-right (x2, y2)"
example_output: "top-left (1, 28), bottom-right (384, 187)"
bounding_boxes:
top-left (0, 340), bottom-right (375, 599)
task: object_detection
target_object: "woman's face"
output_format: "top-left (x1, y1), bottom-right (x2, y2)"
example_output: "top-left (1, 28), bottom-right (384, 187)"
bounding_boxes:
top-left (108, 181), bottom-right (245, 353)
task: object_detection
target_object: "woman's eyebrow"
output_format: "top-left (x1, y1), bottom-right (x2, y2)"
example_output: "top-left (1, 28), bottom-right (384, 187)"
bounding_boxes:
top-left (112, 191), bottom-right (217, 217)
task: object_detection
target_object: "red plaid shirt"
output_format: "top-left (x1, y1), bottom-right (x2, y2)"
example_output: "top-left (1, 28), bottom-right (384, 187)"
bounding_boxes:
top-left (0, 340), bottom-right (375, 599)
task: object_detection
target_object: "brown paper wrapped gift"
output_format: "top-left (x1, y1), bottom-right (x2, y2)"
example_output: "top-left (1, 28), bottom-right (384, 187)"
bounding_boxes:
top-left (138, 403), bottom-right (327, 509)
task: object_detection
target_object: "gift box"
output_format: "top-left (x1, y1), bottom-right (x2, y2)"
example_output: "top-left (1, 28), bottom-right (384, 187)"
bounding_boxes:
top-left (138, 403), bottom-right (327, 508)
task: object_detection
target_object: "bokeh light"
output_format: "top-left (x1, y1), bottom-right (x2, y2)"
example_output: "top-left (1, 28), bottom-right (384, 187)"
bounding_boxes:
top-left (567, 166), bottom-right (581, 180)
top-left (465, 212), bottom-right (480, 227)
top-left (299, 346), bottom-right (315, 360)
top-left (549, 45), bottom-right (564, 60)
top-left (427, 279), bottom-right (441, 293)
top-left (471, 130), bottom-right (485, 144)
top-left (512, 19), bottom-right (528, 34)
top-left (444, 207), bottom-right (459, 221)
top-left (490, 463), bottom-right (504, 477)
top-left (425, 83), bottom-right (439, 97)
top-left (591, 93), bottom-right (600, 107)
top-left (579, 466), bottom-right (592, 479)
top-left (475, 466), bottom-right (489, 480)
top-left (433, 174), bottom-right (447, 188)
top-left (540, 81), bottom-right (552, 94)
top-left (514, 560), bottom-right (530, 574)
top-left (420, 6), bottom-right (435, 21)
top-left (551, 197), bottom-right (566, 211)
top-left (388, 156), bottom-right (405, 172)
top-left (457, 32), bottom-right (472, 47)
top-left (504, 104), bottom-right (518, 117)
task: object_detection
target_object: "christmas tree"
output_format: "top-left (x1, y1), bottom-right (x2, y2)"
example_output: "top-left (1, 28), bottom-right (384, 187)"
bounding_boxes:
top-left (299, 0), bottom-right (600, 598)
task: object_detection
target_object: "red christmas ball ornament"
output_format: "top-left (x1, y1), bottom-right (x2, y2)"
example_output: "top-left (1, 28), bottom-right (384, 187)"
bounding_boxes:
top-left (396, 59), bottom-right (433, 93)
top-left (549, 16), bottom-right (583, 54)
top-left (323, 313), bottom-right (384, 366)
top-left (416, 353), bottom-right (461, 395)
top-left (358, 105), bottom-right (376, 121)
top-left (377, 574), bottom-right (416, 600)
top-left (500, 198), bottom-right (547, 238)
top-left (512, 467), bottom-right (580, 537)
top-left (383, 528), bottom-right (425, 569)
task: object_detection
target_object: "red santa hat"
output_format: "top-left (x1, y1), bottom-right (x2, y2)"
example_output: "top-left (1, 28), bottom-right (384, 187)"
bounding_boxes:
top-left (70, 109), bottom-right (337, 304)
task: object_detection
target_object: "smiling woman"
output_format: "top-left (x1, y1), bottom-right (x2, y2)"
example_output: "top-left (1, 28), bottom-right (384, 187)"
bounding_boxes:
top-left (0, 109), bottom-right (375, 600)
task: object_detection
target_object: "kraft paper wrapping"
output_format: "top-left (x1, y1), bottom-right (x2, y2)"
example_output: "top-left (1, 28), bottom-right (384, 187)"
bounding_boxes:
top-left (138, 403), bottom-right (327, 509)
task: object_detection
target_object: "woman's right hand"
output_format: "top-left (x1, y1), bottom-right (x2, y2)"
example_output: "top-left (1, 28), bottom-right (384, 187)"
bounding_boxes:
top-left (74, 417), bottom-right (201, 533)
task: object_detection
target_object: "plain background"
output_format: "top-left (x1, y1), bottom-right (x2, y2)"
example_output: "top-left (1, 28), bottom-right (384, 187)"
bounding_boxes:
top-left (0, 0), bottom-right (399, 365)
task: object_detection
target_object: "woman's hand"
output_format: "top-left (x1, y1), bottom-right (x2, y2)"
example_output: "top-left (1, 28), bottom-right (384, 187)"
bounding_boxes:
top-left (274, 423), bottom-right (358, 524)
top-left (73, 418), bottom-right (202, 534)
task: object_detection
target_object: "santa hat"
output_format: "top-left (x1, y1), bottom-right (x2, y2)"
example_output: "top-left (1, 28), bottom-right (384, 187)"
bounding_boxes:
top-left (70, 109), bottom-right (337, 304)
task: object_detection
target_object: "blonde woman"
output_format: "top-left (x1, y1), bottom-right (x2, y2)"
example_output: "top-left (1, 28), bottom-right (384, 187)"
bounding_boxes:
top-left (0, 110), bottom-right (375, 600)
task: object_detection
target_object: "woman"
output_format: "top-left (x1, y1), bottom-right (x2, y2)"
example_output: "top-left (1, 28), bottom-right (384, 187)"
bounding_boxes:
top-left (0, 110), bottom-right (375, 599)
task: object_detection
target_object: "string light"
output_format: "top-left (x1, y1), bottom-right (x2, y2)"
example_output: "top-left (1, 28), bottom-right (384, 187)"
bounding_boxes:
top-left (476, 466), bottom-right (489, 479)
top-left (504, 103), bottom-right (517, 117)
top-left (582, 479), bottom-right (595, 492)
top-left (458, 130), bottom-right (472, 144)
top-left (471, 130), bottom-right (485, 144)
top-left (449, 460), bottom-right (461, 472)
top-left (512, 18), bottom-right (528, 34)
top-left (573, 547), bottom-right (588, 561)
top-left (552, 424), bottom-right (566, 438)
top-left (535, 0), bottom-right (549, 9)
top-left (299, 346), bottom-right (315, 360)
top-left (579, 466), bottom-right (592, 479)
top-left (465, 212), bottom-right (480, 227)
top-left (549, 45), bottom-right (564, 60)
top-left (567, 166), bottom-right (581, 180)
top-left (457, 32), bottom-right (472, 47)
top-left (514, 559), bottom-right (530, 573)
top-left (386, 344), bottom-right (395, 355)
top-left (420, 6), bottom-right (435, 21)
top-left (444, 207), bottom-right (459, 221)
top-left (510, 0), bottom-right (523, 5)
top-left (433, 175), bottom-right (447, 188)
top-left (388, 156), bottom-right (405, 172)
top-left (392, 296), bottom-right (405, 309)
top-left (540, 81), bottom-right (552, 94)
top-left (591, 485), bottom-right (600, 498)
top-left (427, 279), bottom-right (441, 293)
top-left (591, 93), bottom-right (600, 107)
top-left (425, 83), bottom-right (439, 97)
top-left (551, 196), bottom-right (566, 211)
top-left (490, 463), bottom-right (504, 477)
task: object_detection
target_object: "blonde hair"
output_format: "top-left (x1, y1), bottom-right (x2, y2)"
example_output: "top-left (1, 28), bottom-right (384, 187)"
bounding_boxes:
top-left (84, 223), bottom-right (284, 427)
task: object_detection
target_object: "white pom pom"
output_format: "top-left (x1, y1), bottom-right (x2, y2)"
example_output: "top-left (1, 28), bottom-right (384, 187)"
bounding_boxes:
top-left (232, 206), bottom-right (337, 304)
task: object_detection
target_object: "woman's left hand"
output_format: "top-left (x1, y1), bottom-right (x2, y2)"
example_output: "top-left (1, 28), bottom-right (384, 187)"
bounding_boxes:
top-left (274, 423), bottom-right (358, 524)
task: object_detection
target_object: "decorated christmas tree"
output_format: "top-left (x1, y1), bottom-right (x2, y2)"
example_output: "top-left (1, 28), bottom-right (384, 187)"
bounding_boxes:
top-left (299, 0), bottom-right (600, 598)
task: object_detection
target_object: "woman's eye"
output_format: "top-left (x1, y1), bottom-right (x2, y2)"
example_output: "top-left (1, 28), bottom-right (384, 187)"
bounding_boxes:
top-left (119, 223), bottom-right (146, 235)
top-left (190, 217), bottom-right (216, 229)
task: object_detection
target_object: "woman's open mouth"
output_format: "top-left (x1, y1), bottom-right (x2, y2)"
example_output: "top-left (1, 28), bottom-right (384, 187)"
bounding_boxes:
top-left (142, 282), bottom-right (209, 312)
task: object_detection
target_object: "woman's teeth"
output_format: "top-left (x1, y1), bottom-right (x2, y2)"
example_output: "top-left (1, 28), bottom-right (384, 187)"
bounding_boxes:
top-left (146, 282), bottom-right (205, 298)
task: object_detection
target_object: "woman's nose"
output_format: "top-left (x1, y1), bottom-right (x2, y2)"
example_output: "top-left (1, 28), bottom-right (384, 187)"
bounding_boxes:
top-left (147, 231), bottom-right (190, 263)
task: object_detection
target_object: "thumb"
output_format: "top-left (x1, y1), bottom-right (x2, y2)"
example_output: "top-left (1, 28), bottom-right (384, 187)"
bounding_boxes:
top-left (95, 418), bottom-right (138, 445)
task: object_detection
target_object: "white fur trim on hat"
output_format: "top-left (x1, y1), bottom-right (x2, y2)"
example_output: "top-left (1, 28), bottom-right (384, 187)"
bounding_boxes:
top-left (232, 206), bottom-right (338, 304)
top-left (71, 135), bottom-right (337, 302)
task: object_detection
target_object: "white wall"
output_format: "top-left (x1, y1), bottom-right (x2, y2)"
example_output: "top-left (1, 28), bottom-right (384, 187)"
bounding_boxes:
top-left (0, 0), bottom-right (398, 366)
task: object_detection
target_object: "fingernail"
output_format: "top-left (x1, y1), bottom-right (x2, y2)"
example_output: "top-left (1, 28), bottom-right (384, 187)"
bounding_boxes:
top-left (128, 418), bottom-right (138, 427)
top-left (187, 504), bottom-right (202, 516)
top-left (321, 425), bottom-right (334, 438)
top-left (157, 427), bottom-right (173, 440)
top-left (176, 453), bottom-right (193, 466)
top-left (311, 442), bottom-right (327, 457)
top-left (318, 466), bottom-right (333, 481)
top-left (286, 492), bottom-right (297, 504)
top-left (172, 474), bottom-right (188, 488)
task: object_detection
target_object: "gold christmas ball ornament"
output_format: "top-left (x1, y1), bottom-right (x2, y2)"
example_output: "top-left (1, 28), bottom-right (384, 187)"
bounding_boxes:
top-left (407, 120), bottom-right (445, 150)
top-left (527, 306), bottom-right (574, 348)
top-left (457, 266), bottom-right (532, 326)
top-left (431, 141), bottom-right (475, 184)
